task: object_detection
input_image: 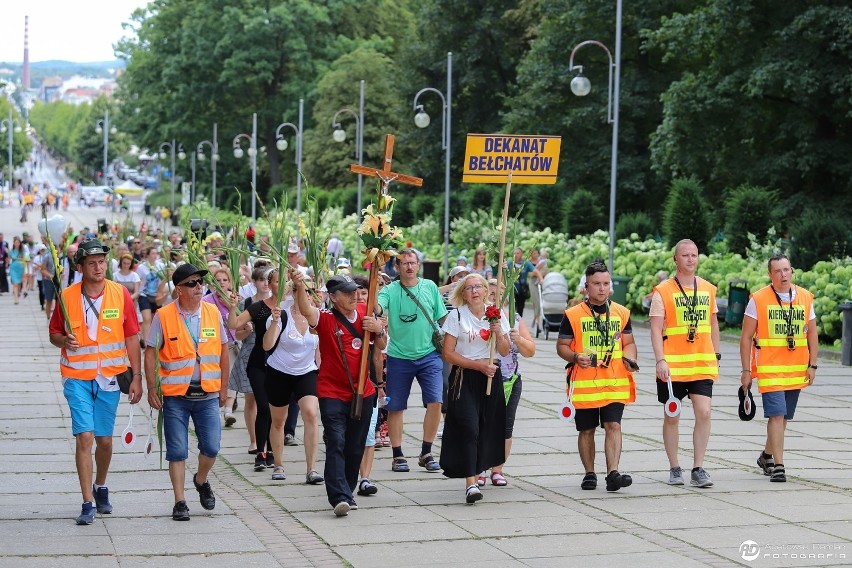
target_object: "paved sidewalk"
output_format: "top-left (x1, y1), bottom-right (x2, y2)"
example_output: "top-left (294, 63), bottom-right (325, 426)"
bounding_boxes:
top-left (1, 201), bottom-right (850, 567)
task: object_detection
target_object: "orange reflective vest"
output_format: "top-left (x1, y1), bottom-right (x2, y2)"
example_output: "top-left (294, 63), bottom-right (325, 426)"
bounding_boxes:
top-left (750, 285), bottom-right (813, 393)
top-left (60, 281), bottom-right (129, 380)
top-left (157, 302), bottom-right (222, 397)
top-left (655, 277), bottom-right (718, 382)
top-left (565, 301), bottom-right (635, 409)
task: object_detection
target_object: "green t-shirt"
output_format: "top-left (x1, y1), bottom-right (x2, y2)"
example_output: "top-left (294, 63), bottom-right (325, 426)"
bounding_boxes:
top-left (378, 278), bottom-right (448, 360)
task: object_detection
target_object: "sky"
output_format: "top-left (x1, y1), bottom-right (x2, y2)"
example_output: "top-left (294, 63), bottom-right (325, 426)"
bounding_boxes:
top-left (0, 0), bottom-right (149, 63)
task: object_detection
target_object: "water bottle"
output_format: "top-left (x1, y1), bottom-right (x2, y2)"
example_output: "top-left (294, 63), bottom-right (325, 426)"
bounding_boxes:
top-left (379, 396), bottom-right (390, 408)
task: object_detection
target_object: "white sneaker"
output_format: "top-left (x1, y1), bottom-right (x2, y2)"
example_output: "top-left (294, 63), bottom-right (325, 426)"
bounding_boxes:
top-left (333, 501), bottom-right (350, 517)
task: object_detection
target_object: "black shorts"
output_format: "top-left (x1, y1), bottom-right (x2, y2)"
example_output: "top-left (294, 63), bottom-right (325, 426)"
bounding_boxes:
top-left (656, 378), bottom-right (714, 404)
top-left (575, 402), bottom-right (625, 432)
top-left (139, 295), bottom-right (158, 313)
top-left (264, 367), bottom-right (318, 407)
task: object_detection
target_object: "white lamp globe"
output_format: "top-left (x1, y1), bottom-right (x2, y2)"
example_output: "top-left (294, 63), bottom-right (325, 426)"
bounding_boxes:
top-left (414, 111), bottom-right (431, 128)
top-left (333, 128), bottom-right (346, 143)
top-left (570, 75), bottom-right (592, 97)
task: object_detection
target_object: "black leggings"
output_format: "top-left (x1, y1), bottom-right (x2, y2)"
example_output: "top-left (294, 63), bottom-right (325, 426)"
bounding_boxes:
top-left (247, 365), bottom-right (272, 454)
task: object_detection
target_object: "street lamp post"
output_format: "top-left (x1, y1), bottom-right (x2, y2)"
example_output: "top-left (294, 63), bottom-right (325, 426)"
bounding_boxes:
top-left (275, 99), bottom-right (304, 214)
top-left (1, 109), bottom-right (23, 194)
top-left (158, 140), bottom-right (186, 214)
top-left (196, 123), bottom-right (219, 212)
top-left (567, 0), bottom-right (622, 271)
top-left (413, 51), bottom-right (452, 279)
top-left (233, 113), bottom-right (258, 219)
top-left (95, 110), bottom-right (117, 186)
top-left (332, 80), bottom-right (364, 220)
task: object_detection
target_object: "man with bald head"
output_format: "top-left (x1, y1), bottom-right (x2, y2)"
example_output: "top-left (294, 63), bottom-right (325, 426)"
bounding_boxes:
top-left (650, 239), bottom-right (720, 488)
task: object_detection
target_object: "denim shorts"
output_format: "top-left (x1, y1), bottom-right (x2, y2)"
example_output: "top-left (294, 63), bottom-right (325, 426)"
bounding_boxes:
top-left (163, 396), bottom-right (221, 461)
top-left (762, 389), bottom-right (801, 420)
top-left (42, 280), bottom-right (56, 302)
top-left (63, 378), bottom-right (121, 436)
top-left (385, 351), bottom-right (444, 411)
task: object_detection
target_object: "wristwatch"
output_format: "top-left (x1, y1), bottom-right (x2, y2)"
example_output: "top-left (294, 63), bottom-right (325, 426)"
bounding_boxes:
top-left (715, 353), bottom-right (721, 361)
top-left (808, 364), bottom-right (818, 370)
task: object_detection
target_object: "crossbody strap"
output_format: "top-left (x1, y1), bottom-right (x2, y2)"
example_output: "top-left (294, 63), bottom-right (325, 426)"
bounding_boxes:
top-left (331, 308), bottom-right (360, 394)
top-left (401, 283), bottom-right (439, 332)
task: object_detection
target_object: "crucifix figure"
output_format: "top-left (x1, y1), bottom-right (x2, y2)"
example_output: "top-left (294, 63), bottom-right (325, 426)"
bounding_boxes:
top-left (349, 134), bottom-right (423, 195)
top-left (346, 134), bottom-right (422, 419)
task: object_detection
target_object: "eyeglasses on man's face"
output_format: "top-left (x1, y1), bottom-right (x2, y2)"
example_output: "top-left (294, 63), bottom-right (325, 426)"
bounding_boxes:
top-left (399, 261), bottom-right (418, 267)
top-left (179, 279), bottom-right (204, 288)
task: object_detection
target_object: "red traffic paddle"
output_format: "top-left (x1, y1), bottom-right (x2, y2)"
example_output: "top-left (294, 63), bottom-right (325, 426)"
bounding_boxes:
top-left (664, 375), bottom-right (681, 417)
top-left (121, 404), bottom-right (136, 449)
top-left (559, 377), bottom-right (576, 423)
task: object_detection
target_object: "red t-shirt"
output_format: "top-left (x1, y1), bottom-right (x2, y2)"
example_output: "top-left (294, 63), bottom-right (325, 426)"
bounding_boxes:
top-left (314, 304), bottom-right (376, 402)
top-left (49, 283), bottom-right (140, 338)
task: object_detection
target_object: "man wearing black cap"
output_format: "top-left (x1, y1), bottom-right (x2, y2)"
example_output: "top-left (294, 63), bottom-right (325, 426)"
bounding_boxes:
top-left (49, 239), bottom-right (142, 525)
top-left (145, 263), bottom-right (229, 521)
top-left (291, 270), bottom-right (386, 516)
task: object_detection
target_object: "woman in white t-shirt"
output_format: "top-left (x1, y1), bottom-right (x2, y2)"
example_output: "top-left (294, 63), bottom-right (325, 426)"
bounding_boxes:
top-left (113, 254), bottom-right (141, 322)
top-left (439, 273), bottom-right (510, 505)
top-left (264, 275), bottom-right (323, 484)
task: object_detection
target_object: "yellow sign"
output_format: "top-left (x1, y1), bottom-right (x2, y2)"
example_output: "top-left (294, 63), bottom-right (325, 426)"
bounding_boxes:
top-left (201, 328), bottom-right (217, 338)
top-left (462, 134), bottom-right (561, 184)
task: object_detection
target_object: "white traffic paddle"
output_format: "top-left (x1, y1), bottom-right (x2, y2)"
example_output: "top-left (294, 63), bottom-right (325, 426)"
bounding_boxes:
top-left (121, 404), bottom-right (136, 449)
top-left (144, 409), bottom-right (154, 457)
top-left (664, 374), bottom-right (681, 417)
top-left (559, 376), bottom-right (576, 423)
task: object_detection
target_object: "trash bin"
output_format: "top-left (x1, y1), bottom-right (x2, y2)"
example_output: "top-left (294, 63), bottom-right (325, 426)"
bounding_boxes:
top-left (610, 275), bottom-right (630, 306)
top-left (839, 302), bottom-right (852, 366)
top-left (422, 260), bottom-right (440, 285)
top-left (725, 279), bottom-right (750, 326)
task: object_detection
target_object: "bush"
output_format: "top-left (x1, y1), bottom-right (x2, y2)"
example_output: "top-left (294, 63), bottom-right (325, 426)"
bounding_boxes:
top-left (789, 208), bottom-right (852, 270)
top-left (663, 175), bottom-right (712, 252)
top-left (616, 211), bottom-right (658, 240)
top-left (462, 184), bottom-right (496, 214)
top-left (724, 184), bottom-right (779, 255)
top-left (562, 188), bottom-right (606, 237)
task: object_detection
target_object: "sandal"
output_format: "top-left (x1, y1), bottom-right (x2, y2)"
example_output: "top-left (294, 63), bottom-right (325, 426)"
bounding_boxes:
top-left (465, 484), bottom-right (482, 504)
top-left (490, 472), bottom-right (508, 486)
top-left (305, 470), bottom-right (324, 484)
top-left (476, 472), bottom-right (487, 487)
top-left (581, 472), bottom-right (598, 490)
top-left (392, 457), bottom-right (410, 472)
top-left (271, 466), bottom-right (286, 481)
top-left (418, 453), bottom-right (441, 472)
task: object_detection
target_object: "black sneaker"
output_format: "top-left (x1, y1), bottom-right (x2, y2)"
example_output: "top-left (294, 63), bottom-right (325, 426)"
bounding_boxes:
top-left (193, 474), bottom-right (215, 510)
top-left (172, 500), bottom-right (190, 521)
top-left (357, 479), bottom-right (378, 496)
top-left (254, 453), bottom-right (267, 472)
top-left (348, 499), bottom-right (358, 510)
top-left (93, 485), bottom-right (113, 514)
top-left (265, 452), bottom-right (275, 468)
top-left (757, 453), bottom-right (774, 476)
top-left (284, 433), bottom-right (299, 446)
top-left (770, 464), bottom-right (786, 483)
top-left (76, 502), bottom-right (96, 525)
top-left (605, 470), bottom-right (633, 492)
top-left (581, 472), bottom-right (598, 490)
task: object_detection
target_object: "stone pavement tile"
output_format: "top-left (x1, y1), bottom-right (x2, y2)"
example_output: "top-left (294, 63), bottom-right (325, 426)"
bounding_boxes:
top-left (0, 439), bottom-right (71, 454)
top-left (0, 406), bottom-right (65, 419)
top-left (0, 535), bottom-right (116, 556)
top-left (333, 540), bottom-right (518, 567)
top-left (299, 502), bottom-right (444, 525)
top-left (117, 553), bottom-right (283, 568)
top-left (486, 532), bottom-right (665, 559)
top-left (523, 550), bottom-right (713, 568)
top-left (425, 499), bottom-right (574, 522)
top-left (806, 520), bottom-right (852, 541)
top-left (0, 518), bottom-right (109, 537)
top-left (111, 531), bottom-right (264, 555)
top-left (404, 486), bottom-right (544, 506)
top-left (300, 514), bottom-right (470, 546)
top-left (588, 492), bottom-right (733, 514)
top-left (464, 512), bottom-right (618, 538)
top-left (621, 507), bottom-right (782, 531)
top-left (0, 557), bottom-right (120, 568)
top-left (103, 513), bottom-right (251, 535)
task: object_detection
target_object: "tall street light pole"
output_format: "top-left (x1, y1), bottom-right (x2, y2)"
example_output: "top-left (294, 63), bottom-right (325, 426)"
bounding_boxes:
top-left (196, 123), bottom-right (219, 212)
top-left (233, 113), bottom-right (258, 219)
top-left (275, 99), bottom-right (303, 214)
top-left (159, 140), bottom-right (186, 214)
top-left (95, 110), bottom-right (117, 186)
top-left (1, 109), bottom-right (23, 194)
top-left (332, 80), bottom-right (364, 220)
top-left (413, 51), bottom-right (452, 279)
top-left (567, 0), bottom-right (622, 271)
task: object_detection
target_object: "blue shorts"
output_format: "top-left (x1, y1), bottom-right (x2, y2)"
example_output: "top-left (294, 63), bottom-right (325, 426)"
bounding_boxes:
top-left (163, 396), bottom-right (221, 461)
top-left (42, 280), bottom-right (56, 302)
top-left (762, 389), bottom-right (801, 420)
top-left (385, 351), bottom-right (444, 412)
top-left (365, 404), bottom-right (379, 447)
top-left (63, 378), bottom-right (121, 437)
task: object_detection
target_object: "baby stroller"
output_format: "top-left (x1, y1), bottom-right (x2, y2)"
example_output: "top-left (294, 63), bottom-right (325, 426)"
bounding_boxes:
top-left (539, 272), bottom-right (569, 339)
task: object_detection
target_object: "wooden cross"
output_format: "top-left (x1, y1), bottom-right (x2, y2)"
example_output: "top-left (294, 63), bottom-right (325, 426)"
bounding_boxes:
top-left (349, 134), bottom-right (423, 193)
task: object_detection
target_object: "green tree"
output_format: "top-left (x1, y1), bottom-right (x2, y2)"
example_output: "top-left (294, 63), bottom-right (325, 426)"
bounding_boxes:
top-left (646, 2), bottom-right (852, 204)
top-left (562, 188), bottom-right (606, 237)
top-left (662, 176), bottom-right (712, 252)
top-left (0, 100), bottom-right (32, 183)
top-left (723, 184), bottom-right (779, 255)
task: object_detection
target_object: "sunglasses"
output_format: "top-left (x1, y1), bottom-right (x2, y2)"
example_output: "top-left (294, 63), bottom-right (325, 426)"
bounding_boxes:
top-left (179, 279), bottom-right (204, 288)
top-left (399, 313), bottom-right (418, 323)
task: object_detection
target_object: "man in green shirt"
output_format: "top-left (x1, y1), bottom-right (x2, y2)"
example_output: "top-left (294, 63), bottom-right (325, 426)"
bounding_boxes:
top-left (378, 249), bottom-right (448, 473)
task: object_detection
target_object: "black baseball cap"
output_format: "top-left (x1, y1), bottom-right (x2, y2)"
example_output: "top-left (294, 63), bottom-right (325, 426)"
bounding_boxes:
top-left (171, 263), bottom-right (209, 285)
top-left (327, 274), bottom-right (358, 294)
top-left (738, 386), bottom-right (756, 421)
top-left (74, 239), bottom-right (111, 265)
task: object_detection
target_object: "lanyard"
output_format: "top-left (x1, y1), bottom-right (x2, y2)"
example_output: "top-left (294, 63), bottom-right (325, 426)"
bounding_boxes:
top-left (179, 310), bottom-right (200, 349)
top-left (674, 277), bottom-right (698, 323)
top-left (770, 285), bottom-right (796, 338)
top-left (585, 299), bottom-right (611, 346)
